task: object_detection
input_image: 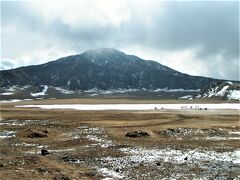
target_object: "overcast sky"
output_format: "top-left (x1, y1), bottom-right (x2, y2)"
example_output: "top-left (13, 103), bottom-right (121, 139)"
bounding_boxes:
top-left (1, 0), bottom-right (239, 80)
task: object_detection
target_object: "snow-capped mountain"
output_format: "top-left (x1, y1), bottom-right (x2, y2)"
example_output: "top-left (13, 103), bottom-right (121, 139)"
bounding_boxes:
top-left (195, 81), bottom-right (240, 100)
top-left (0, 48), bottom-right (218, 91)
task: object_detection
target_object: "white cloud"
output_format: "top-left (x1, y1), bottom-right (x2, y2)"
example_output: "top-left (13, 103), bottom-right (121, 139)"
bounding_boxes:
top-left (27, 0), bottom-right (130, 28)
top-left (1, 0), bottom-right (239, 80)
top-left (123, 45), bottom-right (239, 80)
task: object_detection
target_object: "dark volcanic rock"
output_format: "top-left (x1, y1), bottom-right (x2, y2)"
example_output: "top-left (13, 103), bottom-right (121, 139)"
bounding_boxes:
top-left (126, 130), bottom-right (150, 138)
top-left (53, 174), bottom-right (70, 180)
top-left (41, 149), bottom-right (49, 156)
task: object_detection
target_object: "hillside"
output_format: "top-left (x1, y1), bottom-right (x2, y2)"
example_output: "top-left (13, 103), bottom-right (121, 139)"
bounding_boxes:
top-left (0, 48), bottom-right (217, 91)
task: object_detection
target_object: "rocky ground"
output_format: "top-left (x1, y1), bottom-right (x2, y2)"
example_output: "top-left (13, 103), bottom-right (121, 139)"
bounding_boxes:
top-left (0, 100), bottom-right (239, 179)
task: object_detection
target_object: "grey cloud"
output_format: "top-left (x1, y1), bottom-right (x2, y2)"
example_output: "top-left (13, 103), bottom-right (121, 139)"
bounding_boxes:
top-left (1, 1), bottom-right (239, 80)
top-left (123, 1), bottom-right (239, 58)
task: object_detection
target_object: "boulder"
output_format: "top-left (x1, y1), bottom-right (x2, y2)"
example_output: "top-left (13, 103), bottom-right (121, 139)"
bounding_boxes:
top-left (41, 149), bottom-right (49, 156)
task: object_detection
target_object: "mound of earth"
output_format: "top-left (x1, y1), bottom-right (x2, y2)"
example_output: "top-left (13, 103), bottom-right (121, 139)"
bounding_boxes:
top-left (126, 130), bottom-right (150, 138)
top-left (24, 128), bottom-right (49, 138)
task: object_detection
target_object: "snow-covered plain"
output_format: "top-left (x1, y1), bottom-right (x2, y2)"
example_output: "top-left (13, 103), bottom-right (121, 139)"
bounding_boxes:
top-left (16, 103), bottom-right (240, 110)
top-left (1, 99), bottom-right (23, 103)
top-left (0, 92), bottom-right (14, 95)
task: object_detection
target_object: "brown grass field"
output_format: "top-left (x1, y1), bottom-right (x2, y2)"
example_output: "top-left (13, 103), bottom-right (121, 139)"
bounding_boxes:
top-left (0, 98), bottom-right (239, 179)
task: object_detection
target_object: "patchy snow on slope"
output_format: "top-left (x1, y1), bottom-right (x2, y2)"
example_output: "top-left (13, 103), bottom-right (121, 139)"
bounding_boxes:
top-left (31, 85), bottom-right (48, 97)
top-left (153, 88), bottom-right (200, 92)
top-left (67, 80), bottom-right (71, 86)
top-left (178, 95), bottom-right (193, 100)
top-left (4, 85), bottom-right (30, 92)
top-left (54, 87), bottom-right (74, 94)
top-left (203, 86), bottom-right (218, 98)
top-left (84, 88), bottom-right (199, 95)
top-left (90, 93), bottom-right (98, 97)
top-left (197, 81), bottom-right (240, 100)
top-left (215, 85), bottom-right (229, 96)
top-left (227, 90), bottom-right (240, 100)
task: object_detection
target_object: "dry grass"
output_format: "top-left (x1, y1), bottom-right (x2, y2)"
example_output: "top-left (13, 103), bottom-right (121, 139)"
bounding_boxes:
top-left (0, 99), bottom-right (239, 179)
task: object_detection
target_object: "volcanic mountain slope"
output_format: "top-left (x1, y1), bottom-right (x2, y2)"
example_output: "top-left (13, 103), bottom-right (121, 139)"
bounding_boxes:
top-left (1, 48), bottom-right (219, 90)
top-left (194, 81), bottom-right (240, 100)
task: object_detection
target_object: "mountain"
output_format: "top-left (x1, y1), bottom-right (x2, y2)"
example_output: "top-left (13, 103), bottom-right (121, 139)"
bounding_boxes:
top-left (0, 48), bottom-right (220, 91)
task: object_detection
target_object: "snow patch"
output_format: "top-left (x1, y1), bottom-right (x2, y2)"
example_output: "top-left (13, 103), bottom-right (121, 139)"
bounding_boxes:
top-left (54, 87), bottom-right (74, 94)
top-left (3, 85), bottom-right (30, 92)
top-left (98, 168), bottom-right (124, 179)
top-left (215, 86), bottom-right (229, 96)
top-left (154, 88), bottom-right (200, 92)
top-left (84, 88), bottom-right (200, 94)
top-left (67, 80), bottom-right (71, 86)
top-left (227, 90), bottom-right (240, 100)
top-left (229, 132), bottom-right (240, 135)
top-left (13, 142), bottom-right (44, 148)
top-left (178, 95), bottom-right (192, 100)
top-left (0, 130), bottom-right (16, 139)
top-left (31, 85), bottom-right (48, 97)
top-left (0, 119), bottom-right (50, 126)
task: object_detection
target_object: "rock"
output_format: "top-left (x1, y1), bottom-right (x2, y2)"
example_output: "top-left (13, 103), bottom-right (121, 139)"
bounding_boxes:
top-left (41, 149), bottom-right (49, 156)
top-left (125, 130), bottom-right (150, 138)
top-left (62, 156), bottom-right (80, 163)
top-left (184, 157), bottom-right (188, 160)
top-left (53, 175), bottom-right (70, 180)
top-left (115, 168), bottom-right (119, 172)
top-left (156, 162), bottom-right (161, 166)
top-left (37, 167), bottom-right (50, 173)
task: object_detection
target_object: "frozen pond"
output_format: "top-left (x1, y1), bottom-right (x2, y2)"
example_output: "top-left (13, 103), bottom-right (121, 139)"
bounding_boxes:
top-left (16, 103), bottom-right (240, 110)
